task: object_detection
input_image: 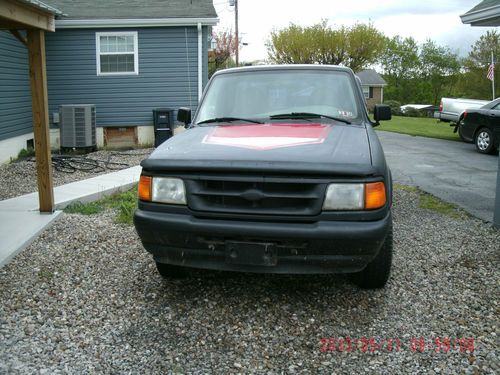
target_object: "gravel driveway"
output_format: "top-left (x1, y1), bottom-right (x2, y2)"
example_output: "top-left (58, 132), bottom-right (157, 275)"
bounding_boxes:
top-left (0, 188), bottom-right (498, 374)
top-left (0, 149), bottom-right (153, 201)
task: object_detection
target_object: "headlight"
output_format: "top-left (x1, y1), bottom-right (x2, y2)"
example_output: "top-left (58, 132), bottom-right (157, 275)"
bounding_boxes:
top-left (138, 175), bottom-right (186, 205)
top-left (322, 182), bottom-right (386, 210)
top-left (323, 183), bottom-right (364, 210)
top-left (152, 177), bottom-right (186, 204)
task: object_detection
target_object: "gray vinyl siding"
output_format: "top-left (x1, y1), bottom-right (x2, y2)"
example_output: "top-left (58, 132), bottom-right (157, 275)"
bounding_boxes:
top-left (46, 26), bottom-right (209, 127)
top-left (0, 31), bottom-right (33, 141)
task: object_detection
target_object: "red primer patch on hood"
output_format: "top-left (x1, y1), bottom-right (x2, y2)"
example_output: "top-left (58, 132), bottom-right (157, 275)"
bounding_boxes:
top-left (202, 124), bottom-right (331, 150)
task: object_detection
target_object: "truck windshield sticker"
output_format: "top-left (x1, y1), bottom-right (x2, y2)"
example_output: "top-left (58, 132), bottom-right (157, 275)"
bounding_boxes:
top-left (202, 124), bottom-right (331, 150)
top-left (338, 110), bottom-right (354, 118)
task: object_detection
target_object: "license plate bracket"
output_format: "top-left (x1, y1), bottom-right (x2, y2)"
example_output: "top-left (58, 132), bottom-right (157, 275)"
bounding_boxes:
top-left (225, 241), bottom-right (277, 266)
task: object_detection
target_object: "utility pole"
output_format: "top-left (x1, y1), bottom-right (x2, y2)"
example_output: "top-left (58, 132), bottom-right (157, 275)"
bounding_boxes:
top-left (235, 0), bottom-right (239, 66)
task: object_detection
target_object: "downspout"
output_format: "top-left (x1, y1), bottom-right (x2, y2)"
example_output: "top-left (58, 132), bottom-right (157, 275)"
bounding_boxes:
top-left (197, 22), bottom-right (202, 101)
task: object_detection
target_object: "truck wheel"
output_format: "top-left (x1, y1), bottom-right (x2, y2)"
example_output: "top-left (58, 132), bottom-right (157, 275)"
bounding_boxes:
top-left (350, 220), bottom-right (393, 289)
top-left (155, 261), bottom-right (186, 278)
top-left (475, 128), bottom-right (495, 154)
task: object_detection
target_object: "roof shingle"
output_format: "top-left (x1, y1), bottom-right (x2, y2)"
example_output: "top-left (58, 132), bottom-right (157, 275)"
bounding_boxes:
top-left (47, 0), bottom-right (217, 20)
top-left (17, 0), bottom-right (63, 15)
top-left (466, 0), bottom-right (500, 14)
top-left (355, 69), bottom-right (387, 86)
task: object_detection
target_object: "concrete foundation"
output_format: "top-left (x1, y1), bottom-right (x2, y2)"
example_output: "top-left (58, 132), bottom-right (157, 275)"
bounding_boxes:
top-left (0, 133), bottom-right (35, 164)
top-left (0, 124), bottom-right (183, 163)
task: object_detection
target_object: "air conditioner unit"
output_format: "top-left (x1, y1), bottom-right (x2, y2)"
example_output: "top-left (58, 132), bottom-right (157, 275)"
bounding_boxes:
top-left (59, 104), bottom-right (96, 152)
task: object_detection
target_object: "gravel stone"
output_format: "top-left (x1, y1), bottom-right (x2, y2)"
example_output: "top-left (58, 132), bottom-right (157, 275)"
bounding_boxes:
top-left (0, 188), bottom-right (498, 374)
top-left (0, 148), bottom-right (153, 200)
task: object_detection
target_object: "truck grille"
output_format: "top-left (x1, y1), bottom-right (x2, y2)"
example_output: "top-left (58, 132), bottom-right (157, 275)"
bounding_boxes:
top-left (184, 176), bottom-right (327, 216)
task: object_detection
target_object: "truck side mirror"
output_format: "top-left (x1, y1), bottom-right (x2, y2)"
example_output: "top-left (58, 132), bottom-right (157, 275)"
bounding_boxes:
top-left (373, 104), bottom-right (391, 126)
top-left (177, 107), bottom-right (191, 127)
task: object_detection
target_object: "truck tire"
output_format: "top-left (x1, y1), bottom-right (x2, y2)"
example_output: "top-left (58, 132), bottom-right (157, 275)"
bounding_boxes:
top-left (350, 219), bottom-right (393, 289)
top-left (475, 128), bottom-right (496, 154)
top-left (155, 261), bottom-right (186, 278)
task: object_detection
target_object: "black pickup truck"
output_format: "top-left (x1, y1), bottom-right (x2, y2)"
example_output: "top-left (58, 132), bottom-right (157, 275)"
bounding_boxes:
top-left (134, 65), bottom-right (393, 288)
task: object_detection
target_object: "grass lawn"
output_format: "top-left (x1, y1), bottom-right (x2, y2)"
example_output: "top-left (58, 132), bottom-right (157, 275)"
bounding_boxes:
top-left (376, 115), bottom-right (460, 142)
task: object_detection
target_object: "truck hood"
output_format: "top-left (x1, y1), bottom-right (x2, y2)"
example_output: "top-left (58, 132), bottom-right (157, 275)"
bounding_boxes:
top-left (142, 123), bottom-right (378, 177)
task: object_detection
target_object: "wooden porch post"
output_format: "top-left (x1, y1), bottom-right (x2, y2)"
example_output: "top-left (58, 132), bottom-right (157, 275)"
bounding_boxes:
top-left (27, 29), bottom-right (54, 213)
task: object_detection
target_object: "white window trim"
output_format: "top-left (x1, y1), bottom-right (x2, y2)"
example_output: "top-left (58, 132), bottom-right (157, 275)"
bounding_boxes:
top-left (96, 31), bottom-right (139, 76)
top-left (362, 86), bottom-right (370, 99)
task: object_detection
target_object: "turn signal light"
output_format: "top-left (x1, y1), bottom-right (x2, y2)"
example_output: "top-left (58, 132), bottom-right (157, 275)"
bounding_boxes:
top-left (138, 175), bottom-right (152, 201)
top-left (365, 182), bottom-right (386, 210)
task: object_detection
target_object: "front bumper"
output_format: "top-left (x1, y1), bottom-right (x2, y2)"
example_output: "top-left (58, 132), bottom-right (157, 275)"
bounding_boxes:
top-left (134, 208), bottom-right (392, 274)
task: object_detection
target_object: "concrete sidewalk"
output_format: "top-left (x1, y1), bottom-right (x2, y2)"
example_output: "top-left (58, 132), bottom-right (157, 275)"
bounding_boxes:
top-left (0, 166), bottom-right (141, 268)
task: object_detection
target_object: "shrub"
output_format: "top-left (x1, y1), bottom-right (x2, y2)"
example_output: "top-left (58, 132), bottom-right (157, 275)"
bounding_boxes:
top-left (64, 187), bottom-right (137, 225)
top-left (403, 107), bottom-right (422, 118)
top-left (17, 147), bottom-right (35, 160)
top-left (384, 100), bottom-right (402, 116)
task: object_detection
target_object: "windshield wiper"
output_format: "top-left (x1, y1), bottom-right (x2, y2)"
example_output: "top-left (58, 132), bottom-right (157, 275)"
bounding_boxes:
top-left (269, 112), bottom-right (351, 124)
top-left (196, 117), bottom-right (263, 125)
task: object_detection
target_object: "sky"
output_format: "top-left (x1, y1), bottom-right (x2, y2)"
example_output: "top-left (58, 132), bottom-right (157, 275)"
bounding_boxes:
top-left (212, 0), bottom-right (498, 63)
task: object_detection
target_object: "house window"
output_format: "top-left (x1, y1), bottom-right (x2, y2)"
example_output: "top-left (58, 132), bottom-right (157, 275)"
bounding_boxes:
top-left (96, 32), bottom-right (138, 75)
top-left (362, 86), bottom-right (373, 99)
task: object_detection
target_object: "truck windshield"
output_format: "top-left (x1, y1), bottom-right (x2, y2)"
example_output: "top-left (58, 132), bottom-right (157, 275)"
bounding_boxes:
top-left (195, 69), bottom-right (361, 124)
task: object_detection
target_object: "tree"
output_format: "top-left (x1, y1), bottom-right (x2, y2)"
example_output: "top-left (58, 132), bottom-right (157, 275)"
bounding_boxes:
top-left (267, 23), bottom-right (320, 64)
top-left (208, 30), bottom-right (237, 78)
top-left (467, 30), bottom-right (500, 68)
top-left (343, 23), bottom-right (386, 72)
top-left (266, 21), bottom-right (385, 71)
top-left (459, 30), bottom-right (500, 100)
top-left (419, 40), bottom-right (461, 105)
top-left (379, 36), bottom-right (421, 104)
top-left (380, 37), bottom-right (461, 105)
